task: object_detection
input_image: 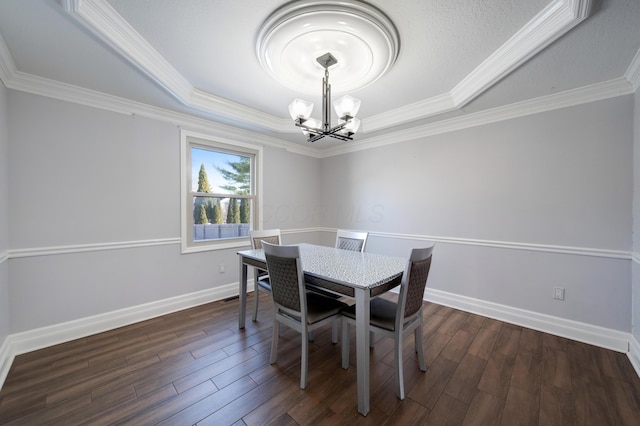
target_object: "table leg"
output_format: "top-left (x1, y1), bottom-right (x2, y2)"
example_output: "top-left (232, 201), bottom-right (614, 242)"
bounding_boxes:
top-left (355, 287), bottom-right (371, 416)
top-left (238, 257), bottom-right (248, 329)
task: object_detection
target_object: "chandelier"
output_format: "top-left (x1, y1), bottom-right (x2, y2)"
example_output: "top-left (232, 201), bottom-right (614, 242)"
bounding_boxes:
top-left (288, 53), bottom-right (361, 143)
top-left (255, 0), bottom-right (400, 143)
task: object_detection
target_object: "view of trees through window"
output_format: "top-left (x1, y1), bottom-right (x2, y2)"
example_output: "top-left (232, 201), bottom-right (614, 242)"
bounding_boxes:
top-left (191, 147), bottom-right (253, 241)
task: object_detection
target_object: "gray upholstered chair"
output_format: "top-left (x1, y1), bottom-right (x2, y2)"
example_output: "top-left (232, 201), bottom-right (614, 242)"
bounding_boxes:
top-left (341, 246), bottom-right (434, 400)
top-left (335, 229), bottom-right (368, 252)
top-left (263, 241), bottom-right (348, 389)
top-left (249, 229), bottom-right (281, 321)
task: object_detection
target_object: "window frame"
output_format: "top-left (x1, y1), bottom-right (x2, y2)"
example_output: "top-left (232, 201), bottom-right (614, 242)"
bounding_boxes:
top-left (180, 129), bottom-right (263, 253)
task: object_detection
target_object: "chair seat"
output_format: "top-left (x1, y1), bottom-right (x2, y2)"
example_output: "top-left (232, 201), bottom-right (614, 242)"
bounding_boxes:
top-left (342, 297), bottom-right (399, 331)
top-left (282, 292), bottom-right (349, 325)
top-left (306, 292), bottom-right (349, 324)
top-left (256, 278), bottom-right (271, 291)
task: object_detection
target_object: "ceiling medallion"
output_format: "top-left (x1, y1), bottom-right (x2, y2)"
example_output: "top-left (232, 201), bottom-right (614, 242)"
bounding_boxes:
top-left (256, 0), bottom-right (400, 96)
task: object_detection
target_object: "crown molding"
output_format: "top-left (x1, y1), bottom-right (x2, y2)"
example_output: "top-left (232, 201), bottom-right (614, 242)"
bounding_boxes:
top-left (364, 0), bottom-right (596, 132)
top-left (61, 0), bottom-right (290, 134)
top-left (61, 0), bottom-right (596, 136)
top-left (0, 47), bottom-right (630, 161)
top-left (363, 93), bottom-right (457, 132)
top-left (450, 0), bottom-right (592, 107)
top-left (0, 0), bottom-right (627, 160)
top-left (0, 55), bottom-right (320, 158)
top-left (0, 32), bottom-right (16, 86)
top-left (188, 88), bottom-right (291, 132)
top-left (61, 0), bottom-right (191, 100)
top-left (625, 47), bottom-right (640, 92)
top-left (320, 77), bottom-right (633, 158)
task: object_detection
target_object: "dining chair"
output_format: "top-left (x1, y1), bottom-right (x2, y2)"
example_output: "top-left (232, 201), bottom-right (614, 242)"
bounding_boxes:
top-left (341, 246), bottom-right (434, 400)
top-left (335, 229), bottom-right (368, 252)
top-left (249, 229), bottom-right (281, 322)
top-left (262, 241), bottom-right (349, 389)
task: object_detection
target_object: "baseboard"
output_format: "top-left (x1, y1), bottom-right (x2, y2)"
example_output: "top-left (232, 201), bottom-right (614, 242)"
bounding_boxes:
top-left (0, 335), bottom-right (12, 391)
top-left (424, 288), bottom-right (631, 353)
top-left (0, 281), bottom-right (253, 390)
top-left (629, 335), bottom-right (640, 377)
top-left (1, 282), bottom-right (633, 390)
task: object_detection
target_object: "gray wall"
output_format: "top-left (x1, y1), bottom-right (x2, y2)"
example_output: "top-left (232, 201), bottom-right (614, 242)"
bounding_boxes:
top-left (633, 86), bottom-right (640, 345)
top-left (0, 82), bottom-right (9, 344)
top-left (321, 96), bottom-right (634, 331)
top-left (2, 88), bottom-right (637, 336)
top-left (5, 91), bottom-right (322, 332)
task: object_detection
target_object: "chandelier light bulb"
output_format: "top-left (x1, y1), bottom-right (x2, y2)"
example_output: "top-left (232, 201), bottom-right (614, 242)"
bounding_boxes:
top-left (333, 95), bottom-right (361, 119)
top-left (340, 116), bottom-right (361, 133)
top-left (288, 99), bottom-right (314, 120)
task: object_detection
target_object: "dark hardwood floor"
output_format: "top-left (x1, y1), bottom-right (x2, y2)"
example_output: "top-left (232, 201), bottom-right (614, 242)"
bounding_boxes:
top-left (1, 292), bottom-right (639, 425)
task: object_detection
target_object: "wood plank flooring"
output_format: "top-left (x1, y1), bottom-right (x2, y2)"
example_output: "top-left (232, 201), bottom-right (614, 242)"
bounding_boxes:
top-left (1, 292), bottom-right (639, 425)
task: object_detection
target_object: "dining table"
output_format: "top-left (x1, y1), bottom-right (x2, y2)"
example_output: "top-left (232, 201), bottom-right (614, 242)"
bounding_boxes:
top-left (237, 243), bottom-right (407, 416)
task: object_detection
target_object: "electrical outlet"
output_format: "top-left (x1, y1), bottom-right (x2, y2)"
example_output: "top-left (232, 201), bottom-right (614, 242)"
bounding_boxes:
top-left (219, 264), bottom-right (225, 273)
top-left (553, 287), bottom-right (565, 301)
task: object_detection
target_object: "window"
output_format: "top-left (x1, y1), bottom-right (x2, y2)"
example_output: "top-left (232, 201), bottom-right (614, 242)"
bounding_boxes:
top-left (181, 130), bottom-right (262, 253)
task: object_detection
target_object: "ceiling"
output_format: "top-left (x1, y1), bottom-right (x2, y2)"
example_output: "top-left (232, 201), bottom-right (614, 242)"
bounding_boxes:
top-left (0, 0), bottom-right (639, 155)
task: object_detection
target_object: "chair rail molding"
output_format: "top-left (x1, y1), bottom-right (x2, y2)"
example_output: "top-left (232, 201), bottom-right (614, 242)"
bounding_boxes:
top-left (5, 231), bottom-right (630, 260)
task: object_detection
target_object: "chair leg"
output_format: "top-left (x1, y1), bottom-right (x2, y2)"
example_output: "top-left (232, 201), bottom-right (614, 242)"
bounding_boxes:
top-left (270, 318), bottom-right (279, 364)
top-left (301, 327), bottom-right (309, 389)
top-left (252, 287), bottom-right (260, 322)
top-left (415, 325), bottom-right (426, 371)
top-left (331, 318), bottom-right (339, 344)
top-left (395, 332), bottom-right (405, 400)
top-left (341, 319), bottom-right (350, 369)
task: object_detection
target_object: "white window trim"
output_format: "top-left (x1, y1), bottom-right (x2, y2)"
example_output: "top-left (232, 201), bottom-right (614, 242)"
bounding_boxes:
top-left (180, 129), bottom-right (263, 253)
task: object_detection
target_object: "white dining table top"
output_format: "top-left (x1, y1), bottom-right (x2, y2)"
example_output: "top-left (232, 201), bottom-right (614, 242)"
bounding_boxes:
top-left (238, 243), bottom-right (407, 289)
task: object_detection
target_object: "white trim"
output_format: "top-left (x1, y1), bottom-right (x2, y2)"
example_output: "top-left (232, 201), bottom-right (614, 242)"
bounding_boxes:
top-left (1, 269), bottom-right (635, 390)
top-left (625, 47), bottom-right (640, 92)
top-left (425, 287), bottom-right (630, 353)
top-left (281, 227), bottom-right (330, 235)
top-left (0, 35), bottom-right (632, 161)
top-left (0, 281), bottom-right (254, 390)
top-left (632, 252), bottom-right (640, 265)
top-left (59, 0), bottom-right (597, 136)
top-left (0, 250), bottom-right (7, 264)
top-left (4, 231), bottom-right (630, 260)
top-left (8, 238), bottom-right (180, 259)
top-left (0, 335), bottom-right (11, 392)
top-left (370, 230), bottom-right (630, 259)
top-left (449, 0), bottom-right (592, 109)
top-left (61, 0), bottom-right (192, 101)
top-left (629, 335), bottom-right (640, 378)
top-left (321, 77), bottom-right (634, 158)
top-left (0, 31), bottom-right (16, 85)
top-left (61, 0), bottom-right (289, 134)
top-left (0, 59), bottom-right (320, 159)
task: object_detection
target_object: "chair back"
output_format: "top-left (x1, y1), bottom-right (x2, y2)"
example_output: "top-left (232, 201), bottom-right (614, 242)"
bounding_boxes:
top-left (397, 246), bottom-right (434, 327)
top-left (262, 242), bottom-right (305, 316)
top-left (335, 230), bottom-right (368, 252)
top-left (250, 229), bottom-right (281, 250)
